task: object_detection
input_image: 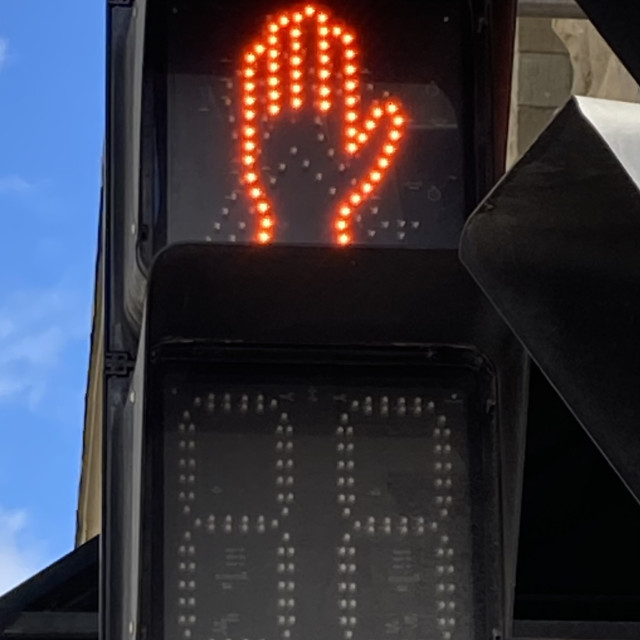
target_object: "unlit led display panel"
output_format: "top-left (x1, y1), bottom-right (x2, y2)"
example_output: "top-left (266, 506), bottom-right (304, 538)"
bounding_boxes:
top-left (162, 0), bottom-right (467, 248)
top-left (161, 375), bottom-right (495, 640)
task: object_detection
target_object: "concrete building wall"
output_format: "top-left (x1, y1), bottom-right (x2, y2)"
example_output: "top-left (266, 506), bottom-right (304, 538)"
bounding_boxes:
top-left (508, 15), bottom-right (640, 168)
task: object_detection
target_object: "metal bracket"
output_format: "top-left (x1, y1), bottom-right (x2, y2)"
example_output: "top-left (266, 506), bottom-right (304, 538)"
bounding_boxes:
top-left (105, 351), bottom-right (136, 377)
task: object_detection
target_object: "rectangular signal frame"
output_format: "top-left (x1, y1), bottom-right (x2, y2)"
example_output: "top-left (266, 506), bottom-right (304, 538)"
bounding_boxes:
top-left (139, 347), bottom-right (503, 640)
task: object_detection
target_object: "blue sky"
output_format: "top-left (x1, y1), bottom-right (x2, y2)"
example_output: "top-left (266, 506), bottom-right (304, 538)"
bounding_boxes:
top-left (0, 2), bottom-right (104, 593)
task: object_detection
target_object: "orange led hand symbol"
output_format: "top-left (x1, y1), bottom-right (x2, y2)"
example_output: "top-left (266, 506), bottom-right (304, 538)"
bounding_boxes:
top-left (239, 3), bottom-right (407, 245)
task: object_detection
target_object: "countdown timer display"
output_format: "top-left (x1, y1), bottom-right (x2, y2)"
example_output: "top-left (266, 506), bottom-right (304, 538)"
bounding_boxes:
top-left (161, 376), bottom-right (492, 640)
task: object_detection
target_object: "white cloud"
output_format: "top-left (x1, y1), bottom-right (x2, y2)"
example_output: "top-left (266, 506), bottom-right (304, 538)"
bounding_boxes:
top-left (0, 287), bottom-right (87, 408)
top-left (0, 507), bottom-right (44, 596)
top-left (0, 175), bottom-right (36, 195)
top-left (0, 38), bottom-right (7, 72)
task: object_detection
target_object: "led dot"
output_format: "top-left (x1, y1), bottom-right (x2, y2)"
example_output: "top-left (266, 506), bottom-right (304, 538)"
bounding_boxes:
top-left (320, 100), bottom-right (331, 111)
top-left (390, 129), bottom-right (402, 141)
top-left (268, 22), bottom-right (279, 33)
top-left (344, 64), bottom-right (356, 75)
top-left (318, 11), bottom-right (328, 22)
top-left (357, 132), bottom-right (367, 144)
top-left (258, 231), bottom-right (271, 243)
top-left (257, 201), bottom-right (270, 214)
top-left (268, 104), bottom-right (281, 116)
top-left (319, 40), bottom-right (330, 51)
top-left (386, 102), bottom-right (399, 114)
top-left (291, 55), bottom-right (302, 66)
top-left (342, 33), bottom-right (354, 45)
top-left (338, 233), bottom-right (351, 245)
top-left (346, 111), bottom-right (357, 123)
top-left (292, 97), bottom-right (303, 109)
top-left (346, 142), bottom-right (358, 154)
top-left (349, 193), bottom-right (362, 205)
top-left (255, 43), bottom-right (266, 54)
top-left (304, 5), bottom-right (315, 16)
top-left (333, 26), bottom-right (342, 36)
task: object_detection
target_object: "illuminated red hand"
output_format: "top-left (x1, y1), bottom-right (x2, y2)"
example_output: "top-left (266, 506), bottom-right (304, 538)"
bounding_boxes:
top-left (239, 3), bottom-right (407, 245)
